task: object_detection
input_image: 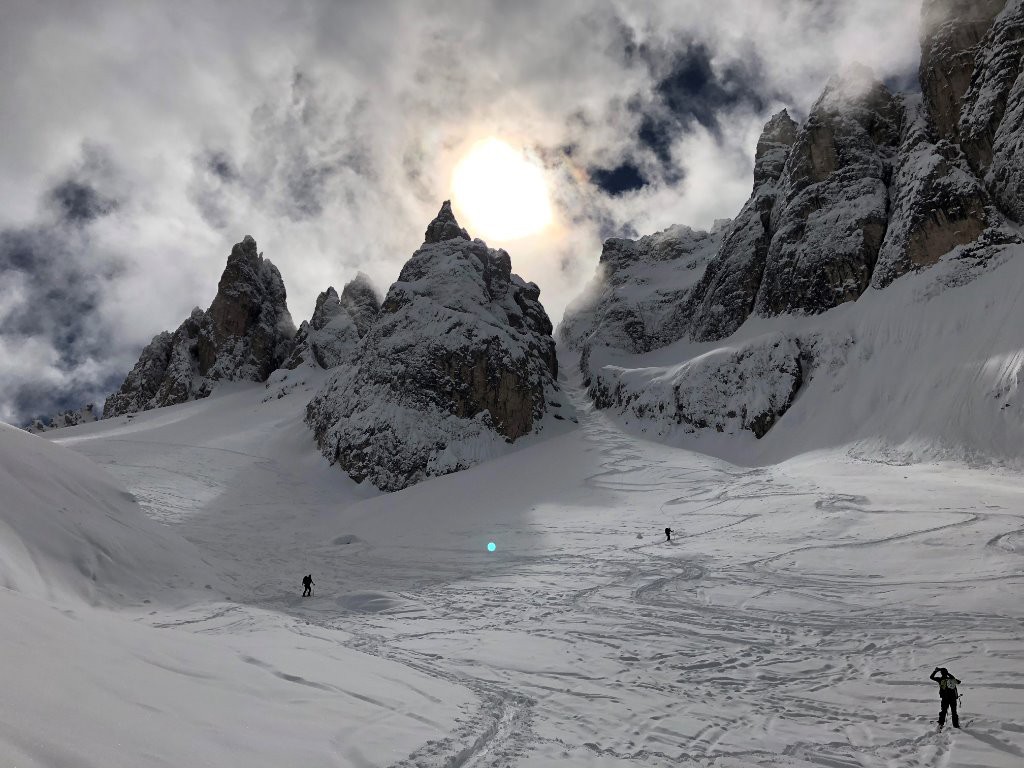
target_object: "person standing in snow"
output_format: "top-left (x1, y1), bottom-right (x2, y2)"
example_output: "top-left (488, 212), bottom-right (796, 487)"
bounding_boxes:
top-left (665, 527), bottom-right (673, 542)
top-left (302, 574), bottom-right (314, 597)
top-left (930, 667), bottom-right (961, 729)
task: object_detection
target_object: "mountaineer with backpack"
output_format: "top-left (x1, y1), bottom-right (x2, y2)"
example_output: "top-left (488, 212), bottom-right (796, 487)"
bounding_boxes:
top-left (930, 667), bottom-right (961, 730)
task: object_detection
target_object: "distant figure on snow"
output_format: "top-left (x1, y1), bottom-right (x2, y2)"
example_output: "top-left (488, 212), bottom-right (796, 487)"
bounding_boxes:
top-left (302, 574), bottom-right (315, 597)
top-left (665, 527), bottom-right (673, 542)
top-left (930, 667), bottom-right (961, 729)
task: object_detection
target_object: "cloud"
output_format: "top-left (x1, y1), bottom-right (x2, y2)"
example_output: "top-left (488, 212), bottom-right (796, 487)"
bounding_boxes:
top-left (0, 0), bottom-right (922, 424)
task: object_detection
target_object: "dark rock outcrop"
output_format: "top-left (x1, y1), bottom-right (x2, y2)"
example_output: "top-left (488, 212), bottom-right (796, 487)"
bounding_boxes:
top-left (754, 69), bottom-right (902, 315)
top-left (958, 1), bottom-right (1024, 218)
top-left (104, 236), bottom-right (295, 417)
top-left (872, 97), bottom-right (993, 287)
top-left (306, 202), bottom-right (567, 491)
top-left (283, 274), bottom-right (381, 370)
top-left (919, 0), bottom-right (1007, 142)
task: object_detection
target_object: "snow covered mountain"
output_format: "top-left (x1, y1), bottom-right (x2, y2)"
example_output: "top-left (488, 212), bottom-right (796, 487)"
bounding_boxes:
top-left (559, 223), bottom-right (727, 354)
top-left (561, 0), bottom-right (1024, 464)
top-left (102, 235), bottom-right (297, 417)
top-left (282, 273), bottom-right (381, 371)
top-left (306, 202), bottom-right (571, 491)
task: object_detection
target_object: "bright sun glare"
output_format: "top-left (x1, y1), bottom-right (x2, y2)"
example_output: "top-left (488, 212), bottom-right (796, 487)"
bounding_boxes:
top-left (451, 138), bottom-right (553, 242)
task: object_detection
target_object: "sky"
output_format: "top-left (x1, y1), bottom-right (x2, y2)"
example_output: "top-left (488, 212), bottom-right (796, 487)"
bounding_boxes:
top-left (0, 0), bottom-right (922, 425)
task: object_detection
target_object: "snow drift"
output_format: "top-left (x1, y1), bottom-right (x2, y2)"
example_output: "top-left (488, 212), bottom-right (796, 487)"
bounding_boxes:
top-left (0, 422), bottom-right (215, 604)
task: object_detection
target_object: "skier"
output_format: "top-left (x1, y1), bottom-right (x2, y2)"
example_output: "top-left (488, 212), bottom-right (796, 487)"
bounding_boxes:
top-left (665, 527), bottom-right (673, 542)
top-left (302, 574), bottom-right (314, 597)
top-left (930, 667), bottom-right (961, 730)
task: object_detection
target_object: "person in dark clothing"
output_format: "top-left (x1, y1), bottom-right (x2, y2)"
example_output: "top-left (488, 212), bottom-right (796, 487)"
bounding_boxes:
top-left (302, 574), bottom-right (314, 597)
top-left (665, 527), bottom-right (673, 542)
top-left (930, 667), bottom-right (961, 729)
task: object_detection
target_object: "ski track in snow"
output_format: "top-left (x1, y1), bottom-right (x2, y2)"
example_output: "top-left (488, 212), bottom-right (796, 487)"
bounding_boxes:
top-left (60, 384), bottom-right (1024, 768)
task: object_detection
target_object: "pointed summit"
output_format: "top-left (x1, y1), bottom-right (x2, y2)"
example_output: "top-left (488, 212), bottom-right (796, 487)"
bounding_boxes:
top-left (424, 200), bottom-right (470, 244)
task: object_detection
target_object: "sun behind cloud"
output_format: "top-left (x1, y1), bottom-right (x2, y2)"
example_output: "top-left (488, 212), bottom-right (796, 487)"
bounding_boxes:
top-left (451, 138), bottom-right (553, 242)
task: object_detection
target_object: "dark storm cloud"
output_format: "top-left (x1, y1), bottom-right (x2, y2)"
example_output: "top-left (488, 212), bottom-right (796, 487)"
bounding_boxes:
top-left (627, 41), bottom-right (784, 182)
top-left (0, 147), bottom-right (128, 424)
top-left (589, 162), bottom-right (648, 196)
top-left (49, 180), bottom-right (118, 223)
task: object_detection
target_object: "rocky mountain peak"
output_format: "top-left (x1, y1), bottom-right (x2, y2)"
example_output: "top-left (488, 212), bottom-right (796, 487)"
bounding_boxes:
top-left (339, 272), bottom-right (382, 338)
top-left (282, 274), bottom-right (382, 372)
top-left (753, 109), bottom-right (799, 188)
top-left (309, 287), bottom-right (341, 331)
top-left (423, 200), bottom-right (470, 244)
top-left (306, 203), bottom-right (567, 491)
top-left (104, 236), bottom-right (296, 417)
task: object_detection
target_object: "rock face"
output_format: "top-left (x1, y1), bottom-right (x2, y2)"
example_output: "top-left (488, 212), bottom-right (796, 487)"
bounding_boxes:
top-left (958, 1), bottom-right (1024, 218)
top-left (25, 403), bottom-right (99, 433)
top-left (685, 110), bottom-right (798, 342)
top-left (755, 69), bottom-right (902, 315)
top-left (283, 274), bottom-right (381, 370)
top-left (559, 224), bottom-right (725, 353)
top-left (919, 0), bottom-right (1007, 142)
top-left (104, 236), bottom-right (295, 417)
top-left (872, 96), bottom-right (993, 287)
top-left (306, 202), bottom-right (567, 491)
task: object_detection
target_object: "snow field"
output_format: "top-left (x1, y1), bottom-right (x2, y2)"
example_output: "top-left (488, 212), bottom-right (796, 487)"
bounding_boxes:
top-left (43, 376), bottom-right (1024, 767)
top-left (0, 406), bottom-right (469, 768)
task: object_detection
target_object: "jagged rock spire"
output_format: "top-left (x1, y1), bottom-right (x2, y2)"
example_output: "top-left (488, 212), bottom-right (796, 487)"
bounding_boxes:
top-left (423, 200), bottom-right (470, 244)
top-left (103, 235), bottom-right (296, 417)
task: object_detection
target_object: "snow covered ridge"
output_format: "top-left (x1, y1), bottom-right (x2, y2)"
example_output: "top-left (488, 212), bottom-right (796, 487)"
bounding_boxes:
top-left (103, 235), bottom-right (297, 417)
top-left (587, 333), bottom-right (804, 441)
top-left (306, 201), bottom-right (571, 491)
top-left (25, 402), bottom-right (99, 433)
top-left (563, 0), bottom-right (1024, 450)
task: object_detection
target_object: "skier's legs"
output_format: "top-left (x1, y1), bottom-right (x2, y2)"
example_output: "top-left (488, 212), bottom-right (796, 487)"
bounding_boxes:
top-left (950, 697), bottom-right (959, 728)
top-left (939, 698), bottom-right (949, 727)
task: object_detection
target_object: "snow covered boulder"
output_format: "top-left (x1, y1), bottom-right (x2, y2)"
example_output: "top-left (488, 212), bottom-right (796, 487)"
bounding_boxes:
top-left (588, 334), bottom-right (803, 440)
top-left (104, 235), bottom-right (296, 416)
top-left (306, 202), bottom-right (566, 491)
top-left (283, 273), bottom-right (381, 371)
top-left (559, 224), bottom-right (724, 354)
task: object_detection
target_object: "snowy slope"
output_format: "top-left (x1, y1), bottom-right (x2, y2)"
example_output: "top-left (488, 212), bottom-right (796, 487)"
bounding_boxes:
top-left (0, 421), bottom-right (216, 604)
top-left (0, 395), bottom-right (472, 768)
top-left (30, 372), bottom-right (1024, 767)
top-left (576, 238), bottom-right (1024, 467)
